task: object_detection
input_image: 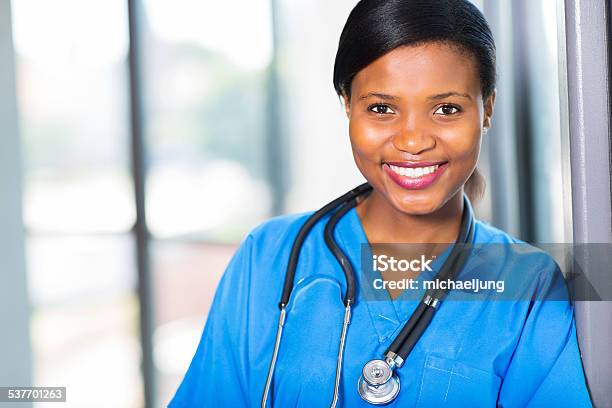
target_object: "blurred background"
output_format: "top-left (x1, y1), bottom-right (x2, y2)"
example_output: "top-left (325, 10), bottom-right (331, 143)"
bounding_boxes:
top-left (1, 0), bottom-right (576, 406)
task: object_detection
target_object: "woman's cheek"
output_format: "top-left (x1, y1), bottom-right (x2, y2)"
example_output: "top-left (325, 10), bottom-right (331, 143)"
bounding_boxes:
top-left (440, 124), bottom-right (481, 162)
top-left (349, 120), bottom-right (386, 162)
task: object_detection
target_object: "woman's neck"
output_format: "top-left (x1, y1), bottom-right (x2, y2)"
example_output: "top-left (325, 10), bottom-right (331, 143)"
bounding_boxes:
top-left (355, 189), bottom-right (465, 244)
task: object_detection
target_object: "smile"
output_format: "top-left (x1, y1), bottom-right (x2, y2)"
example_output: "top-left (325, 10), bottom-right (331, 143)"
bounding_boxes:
top-left (388, 164), bottom-right (439, 178)
top-left (382, 161), bottom-right (449, 190)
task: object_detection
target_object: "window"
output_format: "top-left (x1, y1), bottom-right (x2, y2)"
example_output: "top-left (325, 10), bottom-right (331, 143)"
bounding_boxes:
top-left (12, 0), bottom-right (143, 406)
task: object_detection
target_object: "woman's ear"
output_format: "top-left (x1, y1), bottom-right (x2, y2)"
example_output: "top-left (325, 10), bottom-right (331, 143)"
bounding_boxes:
top-left (341, 92), bottom-right (351, 118)
top-left (482, 89), bottom-right (496, 130)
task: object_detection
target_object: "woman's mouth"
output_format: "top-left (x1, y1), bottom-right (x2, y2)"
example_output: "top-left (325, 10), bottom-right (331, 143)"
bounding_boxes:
top-left (382, 161), bottom-right (449, 190)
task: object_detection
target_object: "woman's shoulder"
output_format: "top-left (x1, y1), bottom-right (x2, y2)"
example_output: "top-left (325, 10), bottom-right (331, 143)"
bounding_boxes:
top-left (234, 211), bottom-right (319, 260)
top-left (247, 211), bottom-right (315, 240)
top-left (223, 211), bottom-right (322, 287)
top-left (473, 218), bottom-right (523, 244)
top-left (472, 219), bottom-right (565, 297)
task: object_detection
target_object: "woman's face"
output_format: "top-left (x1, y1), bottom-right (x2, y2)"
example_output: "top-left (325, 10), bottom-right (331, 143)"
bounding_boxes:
top-left (343, 42), bottom-right (495, 215)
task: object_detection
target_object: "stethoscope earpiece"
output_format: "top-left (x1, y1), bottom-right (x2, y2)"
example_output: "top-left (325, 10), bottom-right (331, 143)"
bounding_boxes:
top-left (358, 359), bottom-right (401, 405)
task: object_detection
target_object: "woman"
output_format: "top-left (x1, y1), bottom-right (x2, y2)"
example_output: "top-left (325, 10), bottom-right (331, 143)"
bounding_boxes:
top-left (170, 0), bottom-right (592, 406)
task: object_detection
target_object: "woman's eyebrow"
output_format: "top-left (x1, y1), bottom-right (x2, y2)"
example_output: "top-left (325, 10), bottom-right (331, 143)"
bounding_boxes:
top-left (428, 91), bottom-right (472, 100)
top-left (358, 91), bottom-right (472, 101)
top-left (359, 92), bottom-right (398, 101)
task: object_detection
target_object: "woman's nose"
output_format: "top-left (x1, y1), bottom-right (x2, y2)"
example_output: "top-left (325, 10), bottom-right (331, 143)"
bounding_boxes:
top-left (391, 122), bottom-right (436, 155)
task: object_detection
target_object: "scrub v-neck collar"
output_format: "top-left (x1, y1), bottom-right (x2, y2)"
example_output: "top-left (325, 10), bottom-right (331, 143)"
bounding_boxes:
top-left (334, 193), bottom-right (475, 344)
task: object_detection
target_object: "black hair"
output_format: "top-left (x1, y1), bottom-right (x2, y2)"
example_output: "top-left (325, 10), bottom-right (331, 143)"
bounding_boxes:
top-left (333, 0), bottom-right (496, 101)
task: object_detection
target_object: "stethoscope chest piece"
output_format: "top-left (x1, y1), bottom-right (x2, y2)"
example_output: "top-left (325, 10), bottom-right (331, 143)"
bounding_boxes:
top-left (357, 359), bottom-right (401, 405)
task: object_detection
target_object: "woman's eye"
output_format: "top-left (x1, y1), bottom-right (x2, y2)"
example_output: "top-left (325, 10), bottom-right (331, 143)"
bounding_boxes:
top-left (434, 104), bottom-right (461, 115)
top-left (369, 104), bottom-right (395, 115)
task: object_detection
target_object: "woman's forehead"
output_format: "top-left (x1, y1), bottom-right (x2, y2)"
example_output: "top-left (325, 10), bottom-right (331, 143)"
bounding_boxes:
top-left (351, 43), bottom-right (482, 100)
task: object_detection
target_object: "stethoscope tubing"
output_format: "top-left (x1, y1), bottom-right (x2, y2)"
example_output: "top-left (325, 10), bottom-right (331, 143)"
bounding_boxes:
top-left (324, 197), bottom-right (364, 406)
top-left (279, 182), bottom-right (373, 309)
top-left (262, 183), bottom-right (372, 408)
top-left (384, 201), bottom-right (475, 362)
top-left (324, 197), bottom-right (361, 306)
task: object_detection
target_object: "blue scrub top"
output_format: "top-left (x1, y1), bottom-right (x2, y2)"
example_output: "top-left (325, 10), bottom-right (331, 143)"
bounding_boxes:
top-left (169, 195), bottom-right (592, 407)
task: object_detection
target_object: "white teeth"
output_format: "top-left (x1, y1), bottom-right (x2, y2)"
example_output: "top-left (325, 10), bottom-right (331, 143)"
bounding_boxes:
top-left (388, 164), bottom-right (439, 178)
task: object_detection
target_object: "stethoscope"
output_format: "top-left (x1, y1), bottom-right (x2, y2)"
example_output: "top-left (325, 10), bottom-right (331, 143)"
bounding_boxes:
top-left (261, 182), bottom-right (475, 407)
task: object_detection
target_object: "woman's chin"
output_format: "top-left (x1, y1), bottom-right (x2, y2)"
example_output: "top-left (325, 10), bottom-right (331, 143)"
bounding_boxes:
top-left (388, 192), bottom-right (442, 216)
